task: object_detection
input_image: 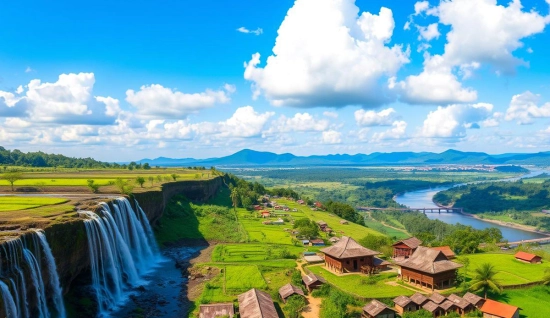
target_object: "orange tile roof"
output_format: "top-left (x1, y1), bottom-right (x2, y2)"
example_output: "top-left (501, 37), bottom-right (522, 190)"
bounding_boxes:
top-left (480, 299), bottom-right (519, 318)
top-left (514, 251), bottom-right (539, 262)
top-left (431, 246), bottom-right (455, 258)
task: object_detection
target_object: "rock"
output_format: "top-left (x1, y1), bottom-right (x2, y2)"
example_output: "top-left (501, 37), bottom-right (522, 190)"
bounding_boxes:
top-left (137, 285), bottom-right (146, 292)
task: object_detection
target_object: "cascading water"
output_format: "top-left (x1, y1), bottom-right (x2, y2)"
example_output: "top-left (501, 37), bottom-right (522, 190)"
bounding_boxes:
top-left (79, 197), bottom-right (160, 317)
top-left (0, 231), bottom-right (66, 318)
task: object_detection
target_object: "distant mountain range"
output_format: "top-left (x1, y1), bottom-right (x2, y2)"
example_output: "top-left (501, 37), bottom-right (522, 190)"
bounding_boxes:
top-left (137, 149), bottom-right (550, 167)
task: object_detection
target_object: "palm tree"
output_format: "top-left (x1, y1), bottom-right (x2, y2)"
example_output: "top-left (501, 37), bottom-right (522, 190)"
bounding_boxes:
top-left (230, 188), bottom-right (239, 212)
top-left (470, 263), bottom-right (502, 298)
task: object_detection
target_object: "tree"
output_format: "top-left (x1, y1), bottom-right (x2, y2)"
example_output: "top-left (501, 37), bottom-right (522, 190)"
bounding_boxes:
top-left (230, 188), bottom-right (239, 212)
top-left (135, 177), bottom-right (146, 188)
top-left (114, 178), bottom-right (134, 195)
top-left (156, 175), bottom-right (163, 183)
top-left (87, 179), bottom-right (100, 193)
top-left (283, 295), bottom-right (307, 318)
top-left (459, 256), bottom-right (470, 277)
top-left (143, 163), bottom-right (151, 170)
top-left (2, 171), bottom-right (23, 191)
top-left (293, 218), bottom-right (319, 239)
top-left (470, 263), bottom-right (502, 298)
top-left (171, 173), bottom-right (178, 181)
top-left (148, 176), bottom-right (154, 187)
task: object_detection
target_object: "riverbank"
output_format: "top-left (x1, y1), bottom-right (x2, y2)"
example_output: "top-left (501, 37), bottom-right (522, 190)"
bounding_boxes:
top-left (461, 212), bottom-right (550, 239)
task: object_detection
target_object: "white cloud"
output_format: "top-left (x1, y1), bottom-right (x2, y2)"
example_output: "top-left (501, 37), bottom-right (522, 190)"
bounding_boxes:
top-left (237, 27), bottom-right (263, 35)
top-left (354, 108), bottom-right (397, 127)
top-left (125, 84), bottom-right (233, 119)
top-left (397, 0), bottom-right (550, 104)
top-left (417, 23), bottom-right (440, 41)
top-left (95, 96), bottom-right (121, 117)
top-left (372, 120), bottom-right (407, 141)
top-left (194, 106), bottom-right (275, 138)
top-left (419, 103), bottom-right (494, 139)
top-left (414, 1), bottom-right (430, 15)
top-left (266, 113), bottom-right (330, 134)
top-left (322, 130), bottom-right (342, 144)
top-left (323, 111), bottom-right (339, 119)
top-left (16, 86), bottom-right (24, 94)
top-left (244, 0), bottom-right (409, 108)
top-left (25, 66), bottom-right (33, 73)
top-left (481, 112), bottom-right (503, 127)
top-left (505, 91), bottom-right (550, 125)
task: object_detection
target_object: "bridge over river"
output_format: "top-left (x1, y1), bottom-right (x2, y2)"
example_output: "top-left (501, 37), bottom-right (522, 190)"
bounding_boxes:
top-left (357, 206), bottom-right (464, 213)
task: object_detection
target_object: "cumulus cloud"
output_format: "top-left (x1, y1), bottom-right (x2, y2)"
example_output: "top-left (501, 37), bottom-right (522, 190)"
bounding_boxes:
top-left (417, 23), bottom-right (440, 41)
top-left (126, 84), bottom-right (234, 119)
top-left (419, 103), bottom-right (494, 139)
top-left (265, 113), bottom-right (329, 134)
top-left (354, 108), bottom-right (398, 127)
top-left (398, 0), bottom-right (550, 104)
top-left (244, 0), bottom-right (409, 108)
top-left (237, 27), bottom-right (263, 35)
top-left (505, 91), bottom-right (550, 125)
top-left (414, 1), bottom-right (430, 15)
top-left (323, 111), bottom-right (339, 119)
top-left (371, 120), bottom-right (407, 141)
top-left (322, 130), bottom-right (342, 144)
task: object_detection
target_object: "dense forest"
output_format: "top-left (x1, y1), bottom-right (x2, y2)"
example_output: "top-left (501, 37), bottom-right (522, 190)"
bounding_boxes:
top-left (0, 146), bottom-right (110, 168)
top-left (434, 180), bottom-right (550, 213)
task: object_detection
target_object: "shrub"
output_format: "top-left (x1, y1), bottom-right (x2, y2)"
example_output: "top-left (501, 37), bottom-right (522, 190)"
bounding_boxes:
top-left (87, 179), bottom-right (100, 193)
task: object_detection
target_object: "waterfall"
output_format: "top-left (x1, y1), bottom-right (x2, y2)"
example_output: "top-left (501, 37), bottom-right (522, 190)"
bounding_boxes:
top-left (0, 231), bottom-right (66, 318)
top-left (80, 197), bottom-right (160, 317)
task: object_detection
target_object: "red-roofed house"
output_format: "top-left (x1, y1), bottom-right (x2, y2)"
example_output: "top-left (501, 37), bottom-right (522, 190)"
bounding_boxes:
top-left (514, 251), bottom-right (542, 264)
top-left (431, 246), bottom-right (456, 259)
top-left (261, 211), bottom-right (271, 218)
top-left (480, 299), bottom-right (520, 318)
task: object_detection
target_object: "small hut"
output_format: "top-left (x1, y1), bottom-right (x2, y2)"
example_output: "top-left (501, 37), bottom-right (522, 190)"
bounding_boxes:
top-left (238, 288), bottom-right (278, 318)
top-left (362, 300), bottom-right (397, 318)
top-left (515, 251), bottom-right (542, 264)
top-left (392, 237), bottom-right (422, 259)
top-left (393, 295), bottom-right (417, 315)
top-left (422, 301), bottom-right (445, 318)
top-left (463, 292), bottom-right (485, 309)
top-left (410, 292), bottom-right (429, 309)
top-left (480, 299), bottom-right (520, 318)
top-left (447, 294), bottom-right (475, 316)
top-left (278, 284), bottom-right (305, 303)
top-left (199, 303), bottom-right (235, 318)
top-left (302, 272), bottom-right (326, 292)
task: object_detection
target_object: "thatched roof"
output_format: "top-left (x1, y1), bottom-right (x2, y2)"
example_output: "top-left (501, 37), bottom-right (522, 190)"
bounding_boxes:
top-left (410, 293), bottom-right (428, 306)
top-left (397, 246), bottom-right (462, 274)
top-left (463, 292), bottom-right (484, 306)
top-left (393, 237), bottom-right (422, 248)
top-left (302, 272), bottom-right (326, 286)
top-left (278, 284), bottom-right (304, 300)
top-left (393, 295), bottom-right (412, 307)
top-left (447, 294), bottom-right (472, 309)
top-left (321, 236), bottom-right (379, 259)
top-left (422, 301), bottom-right (441, 313)
top-left (440, 300), bottom-right (457, 311)
top-left (363, 299), bottom-right (395, 316)
top-left (429, 292), bottom-right (446, 304)
top-left (238, 288), bottom-right (278, 318)
top-left (199, 303), bottom-right (235, 318)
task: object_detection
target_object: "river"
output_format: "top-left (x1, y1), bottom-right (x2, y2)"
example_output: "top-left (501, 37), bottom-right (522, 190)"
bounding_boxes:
top-left (394, 170), bottom-right (550, 242)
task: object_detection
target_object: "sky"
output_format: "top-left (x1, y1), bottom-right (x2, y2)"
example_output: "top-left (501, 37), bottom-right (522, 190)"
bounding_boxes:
top-left (1, 0), bottom-right (550, 161)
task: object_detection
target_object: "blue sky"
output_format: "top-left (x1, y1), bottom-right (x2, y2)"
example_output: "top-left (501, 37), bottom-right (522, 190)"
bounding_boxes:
top-left (1, 0), bottom-right (550, 161)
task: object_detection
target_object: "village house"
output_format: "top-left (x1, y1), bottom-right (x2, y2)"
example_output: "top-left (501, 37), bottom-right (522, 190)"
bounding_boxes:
top-left (237, 288), bottom-right (278, 318)
top-left (278, 283), bottom-right (305, 303)
top-left (480, 299), bottom-right (520, 318)
top-left (362, 299), bottom-right (397, 318)
top-left (463, 292), bottom-right (485, 309)
top-left (309, 239), bottom-right (325, 246)
top-left (392, 237), bottom-right (422, 259)
top-left (397, 246), bottom-right (462, 290)
top-left (422, 301), bottom-right (445, 317)
top-left (447, 294), bottom-right (475, 316)
top-left (410, 293), bottom-right (429, 309)
top-left (393, 295), bottom-right (417, 315)
top-left (297, 199), bottom-right (305, 204)
top-left (302, 272), bottom-right (326, 292)
top-left (320, 236), bottom-right (381, 273)
top-left (316, 220), bottom-right (328, 231)
top-left (314, 202), bottom-right (323, 208)
top-left (514, 251), bottom-right (542, 264)
top-left (199, 303), bottom-right (235, 318)
top-left (431, 246), bottom-right (456, 259)
top-left (260, 211), bottom-right (271, 218)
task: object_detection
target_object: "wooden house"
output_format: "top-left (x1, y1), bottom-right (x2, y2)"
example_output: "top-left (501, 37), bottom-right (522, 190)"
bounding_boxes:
top-left (447, 294), bottom-right (475, 316)
top-left (278, 284), bottom-right (305, 303)
top-left (429, 292), bottom-right (446, 305)
top-left (362, 299), bottom-right (397, 318)
top-left (392, 237), bottom-right (422, 259)
top-left (317, 221), bottom-right (328, 231)
top-left (199, 303), bottom-right (235, 318)
top-left (393, 296), bottom-right (417, 315)
top-left (410, 293), bottom-right (429, 309)
top-left (302, 272), bottom-right (326, 292)
top-left (237, 288), bottom-right (278, 318)
top-left (480, 299), bottom-right (520, 318)
top-left (422, 301), bottom-right (445, 317)
top-left (309, 239), bottom-right (325, 246)
top-left (320, 236), bottom-right (380, 273)
top-left (514, 251), bottom-right (542, 264)
top-left (397, 246), bottom-right (462, 290)
top-left (463, 292), bottom-right (485, 309)
top-left (261, 211), bottom-right (271, 218)
top-left (439, 300), bottom-right (458, 315)
top-left (431, 246), bottom-right (456, 259)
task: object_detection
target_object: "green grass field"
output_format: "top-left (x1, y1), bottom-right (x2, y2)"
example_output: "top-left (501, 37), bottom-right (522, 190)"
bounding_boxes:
top-left (458, 253), bottom-right (550, 285)
top-left (491, 286), bottom-right (550, 318)
top-left (224, 265), bottom-right (267, 291)
top-left (308, 265), bottom-right (413, 298)
top-left (0, 197), bottom-right (69, 211)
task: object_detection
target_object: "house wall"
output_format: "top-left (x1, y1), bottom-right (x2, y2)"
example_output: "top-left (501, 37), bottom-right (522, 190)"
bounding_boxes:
top-left (324, 254), bottom-right (374, 273)
top-left (393, 243), bottom-right (415, 258)
top-left (482, 310), bottom-right (519, 318)
top-left (361, 308), bottom-right (396, 318)
top-left (395, 303), bottom-right (417, 315)
top-left (401, 267), bottom-right (457, 289)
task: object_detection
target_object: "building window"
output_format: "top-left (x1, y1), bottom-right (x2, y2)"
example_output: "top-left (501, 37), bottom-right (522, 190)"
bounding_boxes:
top-left (346, 261), bottom-right (349, 264)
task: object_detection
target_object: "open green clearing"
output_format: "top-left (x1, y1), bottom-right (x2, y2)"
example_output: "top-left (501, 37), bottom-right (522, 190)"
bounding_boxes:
top-left (458, 253), bottom-right (550, 285)
top-left (308, 265), bottom-right (413, 298)
top-left (491, 286), bottom-right (550, 318)
top-left (224, 265), bottom-right (267, 291)
top-left (0, 197), bottom-right (69, 211)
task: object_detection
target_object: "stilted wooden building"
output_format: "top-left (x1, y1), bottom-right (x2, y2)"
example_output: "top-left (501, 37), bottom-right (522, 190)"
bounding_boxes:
top-left (392, 237), bottom-right (422, 259)
top-left (321, 236), bottom-right (381, 273)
